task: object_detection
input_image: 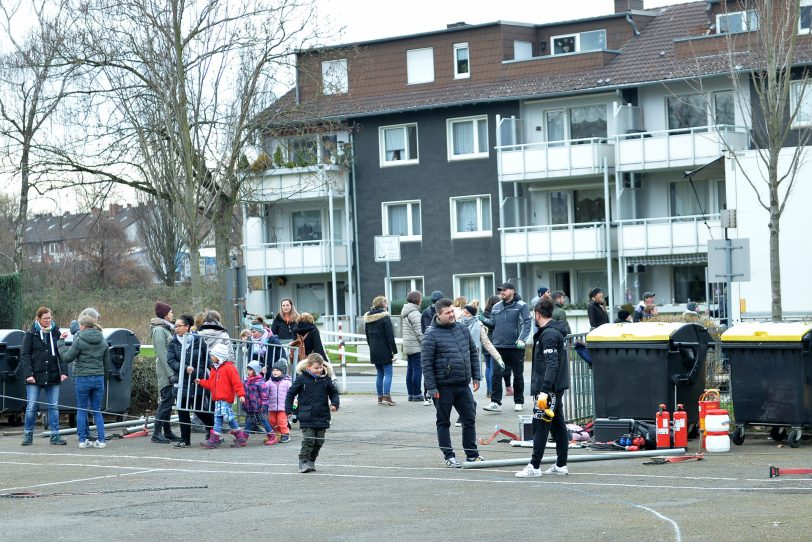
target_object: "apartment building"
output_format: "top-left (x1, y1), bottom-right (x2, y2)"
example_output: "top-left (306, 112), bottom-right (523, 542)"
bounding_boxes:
top-left (243, 0), bottom-right (812, 324)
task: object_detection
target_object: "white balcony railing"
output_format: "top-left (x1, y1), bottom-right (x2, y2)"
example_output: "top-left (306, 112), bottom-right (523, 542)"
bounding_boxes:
top-left (617, 214), bottom-right (722, 257)
top-left (497, 137), bottom-right (614, 182)
top-left (502, 222), bottom-right (613, 263)
top-left (243, 240), bottom-right (349, 276)
top-left (614, 125), bottom-right (749, 172)
top-left (247, 165), bottom-right (345, 201)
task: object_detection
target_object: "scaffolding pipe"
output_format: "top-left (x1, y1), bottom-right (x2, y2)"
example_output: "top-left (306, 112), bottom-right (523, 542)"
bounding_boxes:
top-left (460, 447), bottom-right (687, 469)
top-left (38, 415), bottom-right (179, 437)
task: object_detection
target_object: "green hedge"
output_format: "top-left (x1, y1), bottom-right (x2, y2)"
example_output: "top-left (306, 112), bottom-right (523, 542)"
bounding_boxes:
top-left (0, 273), bottom-right (22, 329)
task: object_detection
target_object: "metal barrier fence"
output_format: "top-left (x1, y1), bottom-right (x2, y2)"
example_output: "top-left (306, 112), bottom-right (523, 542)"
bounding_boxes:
top-left (563, 333), bottom-right (594, 424)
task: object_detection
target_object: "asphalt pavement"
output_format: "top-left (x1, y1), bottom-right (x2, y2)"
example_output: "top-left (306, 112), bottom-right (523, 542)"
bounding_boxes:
top-left (1, 367), bottom-right (811, 542)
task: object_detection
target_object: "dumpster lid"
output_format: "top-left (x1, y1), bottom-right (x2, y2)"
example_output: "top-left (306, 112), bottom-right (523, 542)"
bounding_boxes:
top-left (721, 322), bottom-right (812, 342)
top-left (586, 322), bottom-right (692, 342)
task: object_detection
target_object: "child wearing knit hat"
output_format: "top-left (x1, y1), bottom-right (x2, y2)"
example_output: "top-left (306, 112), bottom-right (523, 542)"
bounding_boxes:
top-left (266, 360), bottom-right (292, 443)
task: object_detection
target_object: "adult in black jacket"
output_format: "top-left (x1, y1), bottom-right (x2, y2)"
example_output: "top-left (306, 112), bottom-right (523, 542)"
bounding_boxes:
top-left (516, 298), bottom-right (569, 478)
top-left (421, 298), bottom-right (482, 466)
top-left (167, 314), bottom-right (215, 448)
top-left (20, 307), bottom-right (68, 446)
top-left (292, 313), bottom-right (328, 361)
top-left (364, 296), bottom-right (398, 406)
top-left (270, 298), bottom-right (298, 340)
top-left (587, 287), bottom-right (609, 329)
top-left (420, 290), bottom-right (444, 333)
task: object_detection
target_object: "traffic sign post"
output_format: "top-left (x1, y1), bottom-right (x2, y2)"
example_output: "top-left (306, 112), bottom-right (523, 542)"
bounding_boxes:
top-left (375, 236), bottom-right (401, 302)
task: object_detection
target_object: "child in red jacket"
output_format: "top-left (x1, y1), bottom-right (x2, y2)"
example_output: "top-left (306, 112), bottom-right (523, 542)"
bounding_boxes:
top-left (196, 343), bottom-right (247, 448)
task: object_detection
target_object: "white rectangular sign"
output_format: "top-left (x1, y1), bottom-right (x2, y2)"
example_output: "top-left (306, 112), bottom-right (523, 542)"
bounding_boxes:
top-left (374, 235), bottom-right (401, 262)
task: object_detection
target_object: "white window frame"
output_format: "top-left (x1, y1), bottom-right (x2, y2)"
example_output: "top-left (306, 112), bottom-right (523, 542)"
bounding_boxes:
top-left (453, 272), bottom-right (495, 303)
top-left (382, 200), bottom-right (422, 242)
top-left (406, 47), bottom-right (434, 85)
top-left (550, 29), bottom-right (605, 55)
top-left (800, 0), bottom-right (812, 33)
top-left (388, 276), bottom-right (425, 301)
top-left (791, 79), bottom-right (812, 127)
top-left (379, 123), bottom-right (419, 167)
top-left (716, 10), bottom-right (758, 34)
top-left (514, 40), bottom-right (533, 60)
top-left (453, 43), bottom-right (470, 79)
top-left (446, 115), bottom-right (488, 160)
top-left (450, 194), bottom-right (492, 238)
top-left (321, 59), bottom-right (348, 94)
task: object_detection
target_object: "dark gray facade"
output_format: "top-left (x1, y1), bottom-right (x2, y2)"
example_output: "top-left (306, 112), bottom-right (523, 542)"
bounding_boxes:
top-left (352, 102), bottom-right (520, 305)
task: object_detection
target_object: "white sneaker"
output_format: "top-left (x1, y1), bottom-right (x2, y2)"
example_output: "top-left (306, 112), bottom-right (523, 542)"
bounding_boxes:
top-left (544, 464), bottom-right (568, 475)
top-left (78, 440), bottom-right (93, 449)
top-left (514, 404), bottom-right (523, 412)
top-left (483, 402), bottom-right (502, 412)
top-left (93, 440), bottom-right (107, 449)
top-left (515, 463), bottom-right (542, 478)
top-left (445, 457), bottom-right (462, 468)
top-left (423, 398), bottom-right (432, 406)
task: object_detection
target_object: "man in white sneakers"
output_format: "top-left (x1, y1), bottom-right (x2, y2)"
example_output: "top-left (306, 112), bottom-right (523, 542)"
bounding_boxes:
top-left (515, 297), bottom-right (570, 478)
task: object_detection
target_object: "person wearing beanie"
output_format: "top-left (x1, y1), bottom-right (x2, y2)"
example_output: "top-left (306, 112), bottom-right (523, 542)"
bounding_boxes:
top-left (633, 291), bottom-right (656, 322)
top-left (529, 287), bottom-right (552, 336)
top-left (587, 288), bottom-right (609, 329)
top-left (247, 320), bottom-right (287, 377)
top-left (266, 359), bottom-right (292, 443)
top-left (421, 290), bottom-right (445, 333)
top-left (242, 360), bottom-right (277, 445)
top-left (150, 301), bottom-right (179, 444)
top-left (196, 343), bottom-right (247, 448)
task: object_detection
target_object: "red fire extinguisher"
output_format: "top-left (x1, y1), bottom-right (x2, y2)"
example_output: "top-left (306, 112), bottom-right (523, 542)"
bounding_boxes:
top-left (656, 404), bottom-right (671, 449)
top-left (673, 404), bottom-right (688, 448)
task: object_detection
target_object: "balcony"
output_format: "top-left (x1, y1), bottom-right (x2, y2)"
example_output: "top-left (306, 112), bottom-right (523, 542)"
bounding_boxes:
top-left (615, 125), bottom-right (749, 172)
top-left (497, 138), bottom-right (615, 182)
top-left (246, 164), bottom-right (346, 201)
top-left (502, 222), bottom-right (614, 263)
top-left (617, 214), bottom-right (722, 257)
top-left (244, 240), bottom-right (349, 276)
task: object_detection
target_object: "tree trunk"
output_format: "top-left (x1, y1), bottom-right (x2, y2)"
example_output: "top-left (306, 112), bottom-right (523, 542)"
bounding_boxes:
top-left (188, 241), bottom-right (202, 312)
top-left (14, 147), bottom-right (29, 275)
top-left (769, 202), bottom-right (782, 322)
top-left (213, 196), bottom-right (235, 327)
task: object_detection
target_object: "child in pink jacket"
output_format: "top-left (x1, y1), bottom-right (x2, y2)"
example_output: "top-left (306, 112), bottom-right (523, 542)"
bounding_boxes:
top-left (266, 360), bottom-right (292, 443)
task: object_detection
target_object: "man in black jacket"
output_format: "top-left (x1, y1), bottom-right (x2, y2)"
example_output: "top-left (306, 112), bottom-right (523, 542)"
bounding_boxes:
top-left (421, 298), bottom-right (483, 467)
top-left (516, 298), bottom-right (570, 478)
top-left (420, 290), bottom-right (444, 333)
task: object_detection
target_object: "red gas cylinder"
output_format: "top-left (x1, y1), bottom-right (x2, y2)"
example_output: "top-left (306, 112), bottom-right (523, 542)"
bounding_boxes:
top-left (656, 404), bottom-right (671, 449)
top-left (673, 403), bottom-right (688, 448)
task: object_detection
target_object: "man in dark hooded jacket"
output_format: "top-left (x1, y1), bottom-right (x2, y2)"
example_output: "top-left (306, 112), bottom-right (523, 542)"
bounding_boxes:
top-left (516, 297), bottom-right (570, 478)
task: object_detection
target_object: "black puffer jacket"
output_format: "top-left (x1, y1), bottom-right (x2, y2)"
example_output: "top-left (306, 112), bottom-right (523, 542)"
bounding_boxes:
top-left (285, 370), bottom-right (339, 428)
top-left (271, 314), bottom-right (297, 340)
top-left (420, 305), bottom-right (436, 334)
top-left (364, 308), bottom-right (397, 366)
top-left (531, 319), bottom-right (570, 395)
top-left (420, 317), bottom-right (480, 391)
top-left (167, 333), bottom-right (210, 399)
top-left (21, 323), bottom-right (67, 385)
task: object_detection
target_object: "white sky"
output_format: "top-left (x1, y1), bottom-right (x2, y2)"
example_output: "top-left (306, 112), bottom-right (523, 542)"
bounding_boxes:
top-left (5, 0), bottom-right (696, 214)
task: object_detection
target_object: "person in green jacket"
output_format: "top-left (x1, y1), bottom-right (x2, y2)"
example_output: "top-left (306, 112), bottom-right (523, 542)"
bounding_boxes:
top-left (58, 314), bottom-right (111, 448)
top-left (151, 301), bottom-right (180, 443)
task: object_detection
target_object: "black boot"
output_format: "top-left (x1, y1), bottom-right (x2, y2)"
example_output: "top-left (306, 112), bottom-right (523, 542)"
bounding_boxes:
top-left (151, 422), bottom-right (170, 443)
top-left (165, 424), bottom-right (183, 443)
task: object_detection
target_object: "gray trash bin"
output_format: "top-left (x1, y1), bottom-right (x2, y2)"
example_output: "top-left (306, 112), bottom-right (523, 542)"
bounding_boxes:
top-left (0, 329), bottom-right (26, 421)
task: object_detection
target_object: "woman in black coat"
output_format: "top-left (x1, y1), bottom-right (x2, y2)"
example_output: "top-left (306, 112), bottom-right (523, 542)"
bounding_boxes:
top-left (270, 298), bottom-right (298, 341)
top-left (20, 307), bottom-right (68, 446)
top-left (291, 312), bottom-right (328, 362)
top-left (363, 296), bottom-right (398, 406)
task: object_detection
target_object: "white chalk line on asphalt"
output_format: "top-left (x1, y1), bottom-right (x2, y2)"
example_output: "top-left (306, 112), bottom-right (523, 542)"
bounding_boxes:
top-left (0, 467), bottom-right (157, 493)
top-left (1, 458), bottom-right (811, 493)
top-left (630, 503), bottom-right (682, 542)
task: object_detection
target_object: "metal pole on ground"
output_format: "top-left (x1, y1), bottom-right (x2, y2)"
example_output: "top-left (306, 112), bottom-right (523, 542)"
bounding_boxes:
top-left (460, 447), bottom-right (687, 469)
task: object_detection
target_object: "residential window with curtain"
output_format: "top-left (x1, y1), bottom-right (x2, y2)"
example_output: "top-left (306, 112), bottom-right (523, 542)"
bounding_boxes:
top-left (569, 105), bottom-right (607, 141)
top-left (790, 79), bottom-right (812, 127)
top-left (292, 210), bottom-right (323, 242)
top-left (447, 116), bottom-right (488, 159)
top-left (380, 124), bottom-right (419, 165)
top-left (454, 273), bottom-right (495, 303)
top-left (670, 180), bottom-right (709, 217)
top-left (451, 195), bottom-right (491, 237)
top-left (383, 201), bottom-right (421, 241)
top-left (574, 188), bottom-right (605, 223)
top-left (667, 94), bottom-right (707, 131)
top-left (390, 277), bottom-right (424, 302)
top-left (453, 43), bottom-right (470, 78)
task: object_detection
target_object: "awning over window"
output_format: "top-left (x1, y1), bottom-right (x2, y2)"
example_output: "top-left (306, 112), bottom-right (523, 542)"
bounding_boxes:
top-left (626, 253), bottom-right (708, 266)
top-left (683, 156), bottom-right (725, 181)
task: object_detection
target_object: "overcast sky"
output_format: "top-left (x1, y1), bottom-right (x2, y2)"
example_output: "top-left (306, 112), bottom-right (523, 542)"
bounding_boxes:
top-left (7, 0), bottom-right (696, 214)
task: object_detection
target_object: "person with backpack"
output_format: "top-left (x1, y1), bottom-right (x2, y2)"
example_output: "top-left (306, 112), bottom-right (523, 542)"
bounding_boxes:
top-left (290, 312), bottom-right (327, 363)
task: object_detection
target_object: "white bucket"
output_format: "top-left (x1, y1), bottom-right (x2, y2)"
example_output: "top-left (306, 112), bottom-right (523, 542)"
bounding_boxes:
top-left (705, 409), bottom-right (730, 433)
top-left (706, 431), bottom-right (730, 452)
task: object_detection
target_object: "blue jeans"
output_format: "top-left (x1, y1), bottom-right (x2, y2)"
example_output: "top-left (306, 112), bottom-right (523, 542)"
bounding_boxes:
top-left (75, 375), bottom-right (106, 443)
top-left (244, 412), bottom-right (273, 434)
top-left (375, 364), bottom-right (393, 396)
top-left (213, 400), bottom-right (239, 435)
top-left (406, 353), bottom-right (422, 397)
top-left (25, 383), bottom-right (60, 435)
top-left (483, 353), bottom-right (494, 395)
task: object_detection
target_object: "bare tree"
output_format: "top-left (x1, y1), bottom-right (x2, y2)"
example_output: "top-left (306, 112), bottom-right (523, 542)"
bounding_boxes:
top-left (0, 193), bottom-right (18, 273)
top-left (135, 196), bottom-right (184, 287)
top-left (0, 0), bottom-right (79, 273)
top-left (717, 1), bottom-right (812, 321)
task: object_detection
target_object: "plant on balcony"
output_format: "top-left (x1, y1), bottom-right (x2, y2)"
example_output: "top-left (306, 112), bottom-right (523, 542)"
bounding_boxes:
top-left (249, 152), bottom-right (273, 172)
top-left (273, 145), bottom-right (284, 168)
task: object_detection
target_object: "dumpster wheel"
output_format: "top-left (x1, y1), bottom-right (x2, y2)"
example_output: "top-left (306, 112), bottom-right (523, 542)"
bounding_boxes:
top-left (731, 425), bottom-right (745, 445)
top-left (788, 429), bottom-right (803, 448)
top-left (770, 426), bottom-right (788, 442)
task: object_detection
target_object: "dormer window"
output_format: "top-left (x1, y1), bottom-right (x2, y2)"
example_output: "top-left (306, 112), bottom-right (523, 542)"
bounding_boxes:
top-left (717, 10), bottom-right (758, 34)
top-left (321, 59), bottom-right (348, 94)
top-left (551, 29), bottom-right (606, 55)
top-left (453, 43), bottom-right (470, 79)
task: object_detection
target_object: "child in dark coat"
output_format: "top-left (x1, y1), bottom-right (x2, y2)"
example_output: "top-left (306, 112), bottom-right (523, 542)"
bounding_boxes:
top-left (242, 360), bottom-right (277, 445)
top-left (285, 353), bottom-right (340, 473)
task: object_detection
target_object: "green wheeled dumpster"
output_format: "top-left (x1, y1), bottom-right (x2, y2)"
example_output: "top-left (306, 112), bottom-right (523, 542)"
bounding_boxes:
top-left (721, 322), bottom-right (812, 448)
top-left (586, 322), bottom-right (714, 427)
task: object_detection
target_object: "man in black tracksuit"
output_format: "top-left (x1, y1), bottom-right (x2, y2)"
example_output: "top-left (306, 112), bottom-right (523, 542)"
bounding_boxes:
top-left (421, 298), bottom-right (482, 467)
top-left (516, 297), bottom-right (570, 478)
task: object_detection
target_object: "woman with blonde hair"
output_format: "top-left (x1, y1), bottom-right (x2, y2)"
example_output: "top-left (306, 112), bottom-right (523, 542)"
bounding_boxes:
top-left (452, 296), bottom-right (468, 320)
top-left (364, 296), bottom-right (398, 406)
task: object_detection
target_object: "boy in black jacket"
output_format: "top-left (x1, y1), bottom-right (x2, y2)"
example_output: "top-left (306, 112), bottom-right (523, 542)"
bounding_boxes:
top-left (516, 298), bottom-right (570, 478)
top-left (286, 353), bottom-right (340, 473)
